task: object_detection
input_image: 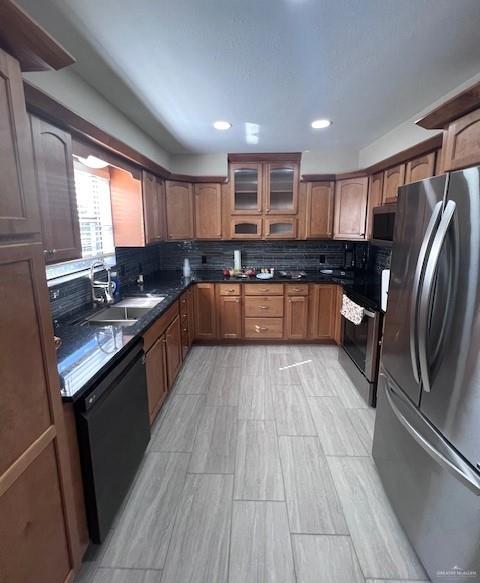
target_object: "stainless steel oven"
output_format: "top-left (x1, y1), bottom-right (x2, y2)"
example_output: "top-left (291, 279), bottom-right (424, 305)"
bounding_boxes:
top-left (339, 294), bottom-right (383, 406)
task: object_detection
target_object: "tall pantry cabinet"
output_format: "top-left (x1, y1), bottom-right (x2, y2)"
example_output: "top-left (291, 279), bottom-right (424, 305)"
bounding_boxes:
top-left (0, 48), bottom-right (76, 583)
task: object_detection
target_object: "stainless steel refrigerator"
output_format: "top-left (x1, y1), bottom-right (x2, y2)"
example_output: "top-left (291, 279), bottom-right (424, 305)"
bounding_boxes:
top-left (373, 167), bottom-right (480, 583)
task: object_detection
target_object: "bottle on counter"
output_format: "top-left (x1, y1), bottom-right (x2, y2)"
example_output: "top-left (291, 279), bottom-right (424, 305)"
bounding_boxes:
top-left (183, 258), bottom-right (192, 278)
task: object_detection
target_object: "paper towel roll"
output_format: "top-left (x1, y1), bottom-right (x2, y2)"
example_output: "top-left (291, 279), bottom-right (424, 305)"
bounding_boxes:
top-left (234, 249), bottom-right (241, 272)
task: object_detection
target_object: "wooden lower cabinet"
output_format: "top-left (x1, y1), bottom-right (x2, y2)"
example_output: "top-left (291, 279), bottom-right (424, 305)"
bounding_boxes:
top-left (194, 283), bottom-right (217, 339)
top-left (165, 315), bottom-right (182, 388)
top-left (285, 295), bottom-right (308, 339)
top-left (309, 284), bottom-right (338, 340)
top-left (244, 295), bottom-right (284, 318)
top-left (0, 241), bottom-right (75, 582)
top-left (218, 295), bottom-right (242, 338)
top-left (145, 334), bottom-right (168, 423)
top-left (244, 317), bottom-right (283, 339)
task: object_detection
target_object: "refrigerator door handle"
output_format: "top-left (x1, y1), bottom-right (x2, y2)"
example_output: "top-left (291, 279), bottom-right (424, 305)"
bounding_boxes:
top-left (418, 200), bottom-right (456, 393)
top-left (383, 373), bottom-right (480, 496)
top-left (409, 200), bottom-right (443, 384)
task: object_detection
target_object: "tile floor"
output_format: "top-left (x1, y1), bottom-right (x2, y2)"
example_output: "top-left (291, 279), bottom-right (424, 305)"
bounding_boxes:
top-left (76, 344), bottom-right (430, 583)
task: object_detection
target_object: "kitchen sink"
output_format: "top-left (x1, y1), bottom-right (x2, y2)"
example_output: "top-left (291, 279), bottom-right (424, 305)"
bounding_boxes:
top-left (80, 295), bottom-right (165, 326)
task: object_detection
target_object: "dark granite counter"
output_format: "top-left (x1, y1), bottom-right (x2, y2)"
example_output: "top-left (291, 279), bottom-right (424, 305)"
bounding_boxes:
top-left (55, 269), bottom-right (380, 402)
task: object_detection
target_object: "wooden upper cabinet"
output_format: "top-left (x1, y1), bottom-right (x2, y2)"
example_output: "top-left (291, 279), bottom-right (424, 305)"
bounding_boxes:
top-left (230, 163), bottom-right (262, 215)
top-left (382, 164), bottom-right (405, 203)
top-left (142, 171), bottom-right (166, 244)
top-left (405, 152), bottom-right (436, 184)
top-left (110, 167), bottom-right (145, 247)
top-left (0, 49), bottom-right (40, 238)
top-left (264, 162), bottom-right (298, 215)
top-left (165, 181), bottom-right (194, 240)
top-left (365, 172), bottom-right (383, 240)
top-left (194, 183), bottom-right (222, 239)
top-left (264, 217), bottom-right (297, 239)
top-left (230, 217), bottom-right (263, 239)
top-left (30, 116), bottom-right (81, 263)
top-left (442, 109), bottom-right (480, 172)
top-left (333, 177), bottom-right (368, 240)
top-left (305, 181), bottom-right (334, 239)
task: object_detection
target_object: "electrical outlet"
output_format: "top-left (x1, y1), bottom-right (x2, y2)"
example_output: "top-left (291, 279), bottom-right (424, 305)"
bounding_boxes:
top-left (50, 289), bottom-right (60, 300)
top-left (202, 255), bottom-right (207, 264)
top-left (319, 254), bottom-right (326, 264)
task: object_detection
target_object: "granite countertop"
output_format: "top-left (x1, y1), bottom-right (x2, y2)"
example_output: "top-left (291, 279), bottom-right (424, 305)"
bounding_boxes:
top-left (55, 269), bottom-right (379, 403)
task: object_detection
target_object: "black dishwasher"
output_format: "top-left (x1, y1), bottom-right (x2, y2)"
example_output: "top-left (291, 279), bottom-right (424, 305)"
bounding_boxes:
top-left (75, 340), bottom-right (150, 543)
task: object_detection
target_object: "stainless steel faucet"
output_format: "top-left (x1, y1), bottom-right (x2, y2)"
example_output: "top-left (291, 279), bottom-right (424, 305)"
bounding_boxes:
top-left (90, 260), bottom-right (114, 304)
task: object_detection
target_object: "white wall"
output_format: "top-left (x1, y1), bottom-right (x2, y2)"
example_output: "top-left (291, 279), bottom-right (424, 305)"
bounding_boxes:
top-left (24, 69), bottom-right (172, 170)
top-left (359, 72), bottom-right (480, 168)
top-left (169, 153), bottom-right (228, 177)
top-left (300, 148), bottom-right (358, 175)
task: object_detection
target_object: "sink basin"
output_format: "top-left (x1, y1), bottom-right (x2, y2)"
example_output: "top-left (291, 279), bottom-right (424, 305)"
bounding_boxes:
top-left (84, 305), bottom-right (153, 326)
top-left (115, 296), bottom-right (166, 309)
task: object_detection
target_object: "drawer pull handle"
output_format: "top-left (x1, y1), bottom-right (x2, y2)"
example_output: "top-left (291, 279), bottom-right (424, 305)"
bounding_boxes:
top-left (227, 288), bottom-right (236, 292)
top-left (255, 326), bottom-right (268, 332)
top-left (259, 305), bottom-right (269, 309)
top-left (260, 288), bottom-right (269, 292)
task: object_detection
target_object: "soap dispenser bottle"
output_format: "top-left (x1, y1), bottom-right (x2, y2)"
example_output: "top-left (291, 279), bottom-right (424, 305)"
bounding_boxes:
top-left (183, 258), bottom-right (191, 278)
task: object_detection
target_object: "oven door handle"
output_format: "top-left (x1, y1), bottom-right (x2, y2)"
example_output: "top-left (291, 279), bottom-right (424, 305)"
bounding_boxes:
top-left (364, 309), bottom-right (376, 318)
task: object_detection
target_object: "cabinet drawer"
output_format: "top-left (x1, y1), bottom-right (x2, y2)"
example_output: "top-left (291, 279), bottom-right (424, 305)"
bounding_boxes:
top-left (244, 317), bottom-right (283, 338)
top-left (244, 283), bottom-right (284, 295)
top-left (218, 283), bottom-right (241, 296)
top-left (143, 301), bottom-right (179, 352)
top-left (244, 296), bottom-right (284, 317)
top-left (286, 283), bottom-right (309, 296)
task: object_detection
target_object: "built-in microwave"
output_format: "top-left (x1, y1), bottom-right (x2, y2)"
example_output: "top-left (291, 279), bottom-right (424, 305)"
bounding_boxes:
top-left (372, 204), bottom-right (396, 245)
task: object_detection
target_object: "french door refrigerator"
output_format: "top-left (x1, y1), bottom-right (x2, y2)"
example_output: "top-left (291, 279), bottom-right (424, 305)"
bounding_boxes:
top-left (373, 167), bottom-right (480, 583)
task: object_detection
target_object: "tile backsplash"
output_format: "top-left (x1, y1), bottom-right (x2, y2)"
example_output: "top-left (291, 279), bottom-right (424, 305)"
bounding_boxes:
top-left (155, 240), bottom-right (347, 272)
top-left (49, 239), bottom-right (376, 319)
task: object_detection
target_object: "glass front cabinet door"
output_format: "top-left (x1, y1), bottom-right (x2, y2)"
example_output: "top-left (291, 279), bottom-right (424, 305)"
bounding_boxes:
top-left (264, 162), bottom-right (298, 215)
top-left (230, 217), bottom-right (263, 239)
top-left (230, 163), bottom-right (262, 214)
top-left (264, 217), bottom-right (297, 239)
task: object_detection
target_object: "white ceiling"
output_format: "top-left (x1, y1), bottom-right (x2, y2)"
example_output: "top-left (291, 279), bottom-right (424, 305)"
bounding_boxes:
top-left (18, 0), bottom-right (480, 155)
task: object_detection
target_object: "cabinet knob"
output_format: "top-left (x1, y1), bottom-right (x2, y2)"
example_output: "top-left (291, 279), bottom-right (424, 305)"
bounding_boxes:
top-left (235, 299), bottom-right (240, 303)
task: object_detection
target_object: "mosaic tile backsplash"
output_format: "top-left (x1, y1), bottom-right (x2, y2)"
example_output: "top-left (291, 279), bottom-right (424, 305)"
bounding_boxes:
top-left (49, 240), bottom-right (390, 319)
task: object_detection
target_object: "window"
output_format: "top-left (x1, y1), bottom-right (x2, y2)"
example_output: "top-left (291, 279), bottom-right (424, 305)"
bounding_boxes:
top-left (74, 166), bottom-right (115, 258)
top-left (46, 162), bottom-right (116, 284)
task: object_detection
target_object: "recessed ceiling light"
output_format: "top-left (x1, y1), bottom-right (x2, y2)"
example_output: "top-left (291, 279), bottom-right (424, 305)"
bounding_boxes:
top-left (311, 119), bottom-right (331, 129)
top-left (213, 120), bottom-right (232, 130)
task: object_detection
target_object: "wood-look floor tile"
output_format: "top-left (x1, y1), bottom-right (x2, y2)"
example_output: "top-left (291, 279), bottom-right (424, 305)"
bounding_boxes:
top-left (238, 376), bottom-right (274, 420)
top-left (101, 453), bottom-right (189, 569)
top-left (229, 501), bottom-right (296, 583)
top-left (92, 568), bottom-right (161, 583)
top-left (173, 355), bottom-right (213, 394)
top-left (161, 474), bottom-right (233, 583)
top-left (240, 345), bottom-right (268, 375)
top-left (184, 346), bottom-right (217, 369)
top-left (278, 436), bottom-right (348, 534)
top-left (149, 395), bottom-right (205, 452)
top-left (296, 358), bottom-right (337, 397)
top-left (367, 580), bottom-right (430, 583)
top-left (327, 364), bottom-right (368, 409)
top-left (215, 345), bottom-right (244, 367)
top-left (271, 384), bottom-right (317, 436)
top-left (308, 397), bottom-right (368, 456)
top-left (292, 534), bottom-right (365, 583)
top-left (189, 406), bottom-right (237, 473)
top-left (346, 408), bottom-right (376, 455)
top-left (267, 353), bottom-right (303, 384)
top-left (234, 420), bottom-right (284, 501)
top-left (328, 456), bottom-right (427, 580)
top-left (206, 367), bottom-right (241, 406)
